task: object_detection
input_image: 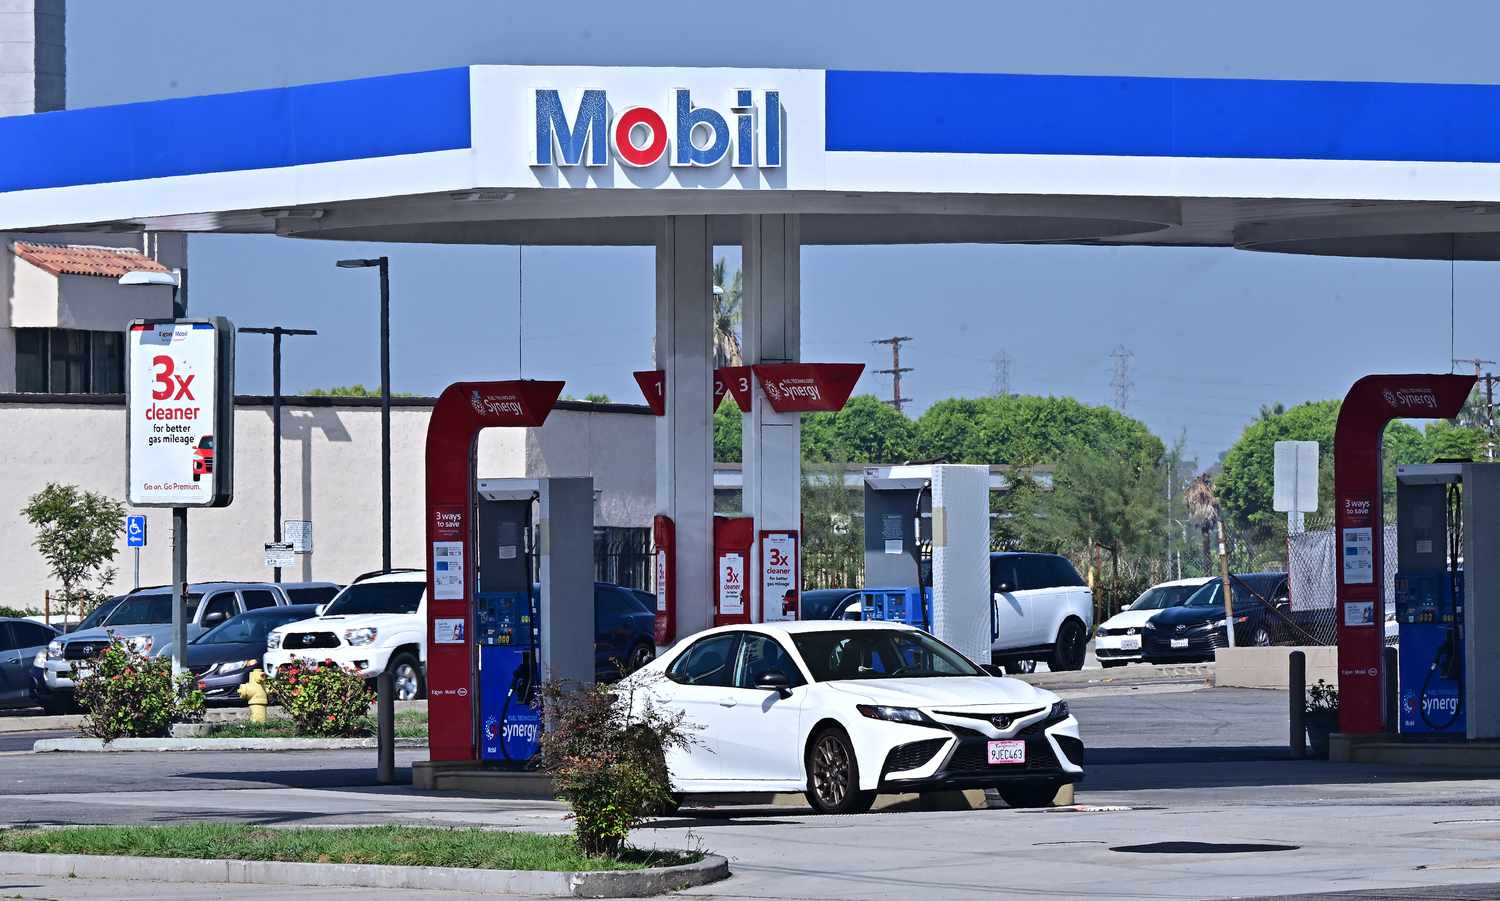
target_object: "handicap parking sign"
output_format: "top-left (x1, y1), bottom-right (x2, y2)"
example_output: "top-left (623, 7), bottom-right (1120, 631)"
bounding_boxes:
top-left (126, 515), bottom-right (147, 548)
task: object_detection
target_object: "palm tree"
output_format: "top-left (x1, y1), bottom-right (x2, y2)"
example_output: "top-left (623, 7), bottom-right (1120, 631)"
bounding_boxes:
top-left (712, 258), bottom-right (744, 368)
top-left (1185, 474), bottom-right (1220, 570)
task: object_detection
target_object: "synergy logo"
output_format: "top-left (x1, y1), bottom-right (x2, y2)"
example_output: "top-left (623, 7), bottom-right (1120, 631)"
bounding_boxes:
top-left (1382, 387), bottom-right (1440, 410)
top-left (470, 390), bottom-right (524, 418)
top-left (483, 715), bottom-right (500, 741)
top-left (534, 88), bottom-right (783, 169)
top-left (503, 720), bottom-right (541, 743)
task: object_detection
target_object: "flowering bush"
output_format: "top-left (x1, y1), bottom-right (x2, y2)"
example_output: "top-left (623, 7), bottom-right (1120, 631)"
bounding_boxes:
top-left (265, 660), bottom-right (373, 737)
top-left (1306, 679), bottom-right (1339, 715)
top-left (73, 641), bottom-right (204, 741)
top-left (539, 677), bottom-right (693, 857)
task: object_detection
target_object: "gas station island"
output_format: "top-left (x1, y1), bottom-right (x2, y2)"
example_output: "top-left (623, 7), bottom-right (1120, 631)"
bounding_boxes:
top-left (7, 63), bottom-right (1500, 768)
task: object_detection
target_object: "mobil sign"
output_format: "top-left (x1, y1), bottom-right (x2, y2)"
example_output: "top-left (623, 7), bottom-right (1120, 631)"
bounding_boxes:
top-left (534, 87), bottom-right (784, 170)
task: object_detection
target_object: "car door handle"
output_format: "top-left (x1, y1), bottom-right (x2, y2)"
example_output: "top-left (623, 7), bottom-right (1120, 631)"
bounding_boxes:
top-left (719, 697), bottom-right (737, 708)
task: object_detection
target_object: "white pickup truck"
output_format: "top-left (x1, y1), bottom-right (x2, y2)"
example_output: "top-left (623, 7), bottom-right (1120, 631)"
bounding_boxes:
top-left (263, 569), bottom-right (428, 700)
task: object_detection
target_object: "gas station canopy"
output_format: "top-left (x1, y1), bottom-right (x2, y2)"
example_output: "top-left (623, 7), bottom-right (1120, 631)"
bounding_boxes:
top-left (8, 65), bottom-right (1500, 257)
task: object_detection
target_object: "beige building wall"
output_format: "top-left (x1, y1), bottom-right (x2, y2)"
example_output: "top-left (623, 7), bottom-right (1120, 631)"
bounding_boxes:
top-left (0, 397), bottom-right (654, 606)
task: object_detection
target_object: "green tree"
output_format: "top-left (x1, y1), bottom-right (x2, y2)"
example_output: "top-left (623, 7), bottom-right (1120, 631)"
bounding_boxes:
top-left (306, 384), bottom-right (415, 398)
top-left (801, 457), bottom-right (863, 588)
top-left (802, 395), bottom-right (918, 463)
top-left (714, 399), bottom-right (743, 463)
top-left (915, 395), bottom-right (1163, 469)
top-left (22, 484), bottom-right (124, 618)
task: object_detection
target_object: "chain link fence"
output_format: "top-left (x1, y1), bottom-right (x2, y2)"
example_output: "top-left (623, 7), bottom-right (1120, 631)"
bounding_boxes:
top-left (1286, 520), bottom-right (1396, 646)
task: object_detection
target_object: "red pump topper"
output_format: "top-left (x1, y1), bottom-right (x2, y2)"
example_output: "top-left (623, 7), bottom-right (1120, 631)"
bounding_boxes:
top-left (652, 515), bottom-right (676, 645)
top-left (713, 515), bottom-right (755, 626)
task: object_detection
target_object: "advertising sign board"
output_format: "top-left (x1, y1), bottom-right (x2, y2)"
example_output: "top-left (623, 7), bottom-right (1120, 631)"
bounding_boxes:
top-left (760, 530), bottom-right (800, 622)
top-left (126, 319), bottom-right (235, 507)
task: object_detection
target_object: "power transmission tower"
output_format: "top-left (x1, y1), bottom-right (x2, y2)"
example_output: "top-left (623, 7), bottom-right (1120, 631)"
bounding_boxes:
top-left (1109, 345), bottom-right (1134, 412)
top-left (872, 336), bottom-right (914, 412)
top-left (991, 351), bottom-right (1011, 397)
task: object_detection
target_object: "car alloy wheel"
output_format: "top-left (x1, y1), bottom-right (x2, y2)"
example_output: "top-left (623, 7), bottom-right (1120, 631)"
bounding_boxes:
top-left (387, 654), bottom-right (423, 701)
top-left (1252, 626), bottom-right (1273, 647)
top-left (1049, 620), bottom-right (1087, 671)
top-left (811, 733), bottom-right (851, 809)
top-left (627, 644), bottom-right (655, 673)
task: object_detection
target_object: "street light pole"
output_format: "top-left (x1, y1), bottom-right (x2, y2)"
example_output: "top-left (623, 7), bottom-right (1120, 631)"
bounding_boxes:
top-left (238, 326), bottom-right (317, 581)
top-left (337, 256), bottom-right (393, 571)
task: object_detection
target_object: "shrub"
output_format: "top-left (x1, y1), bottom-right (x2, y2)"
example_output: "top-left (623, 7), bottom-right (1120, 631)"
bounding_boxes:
top-left (538, 677), bottom-right (693, 857)
top-left (265, 660), bottom-right (373, 737)
top-left (74, 641), bottom-right (204, 741)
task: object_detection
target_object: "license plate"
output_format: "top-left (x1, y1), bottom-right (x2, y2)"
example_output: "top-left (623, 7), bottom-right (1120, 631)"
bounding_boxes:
top-left (73, 666), bottom-right (92, 680)
top-left (1171, 638), bottom-right (1189, 649)
top-left (987, 740), bottom-right (1026, 765)
top-left (1120, 636), bottom-right (1141, 651)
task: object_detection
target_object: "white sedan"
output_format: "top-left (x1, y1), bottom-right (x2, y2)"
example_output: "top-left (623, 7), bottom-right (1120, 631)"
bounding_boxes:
top-left (626, 620), bottom-right (1083, 814)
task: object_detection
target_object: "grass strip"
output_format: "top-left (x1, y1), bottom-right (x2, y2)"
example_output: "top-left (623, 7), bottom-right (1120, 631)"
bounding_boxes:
top-left (0, 824), bottom-right (693, 871)
top-left (208, 709), bottom-right (427, 739)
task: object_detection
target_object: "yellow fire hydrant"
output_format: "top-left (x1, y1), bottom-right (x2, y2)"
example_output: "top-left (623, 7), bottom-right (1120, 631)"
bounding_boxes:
top-left (238, 669), bottom-right (269, 723)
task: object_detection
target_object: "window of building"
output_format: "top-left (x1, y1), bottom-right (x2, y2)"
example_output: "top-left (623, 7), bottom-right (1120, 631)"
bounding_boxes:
top-left (13, 328), bottom-right (124, 394)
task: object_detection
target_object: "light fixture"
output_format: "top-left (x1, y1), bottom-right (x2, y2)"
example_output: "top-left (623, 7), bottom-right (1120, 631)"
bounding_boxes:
top-left (117, 270), bottom-right (178, 287)
top-left (259, 208), bottom-right (325, 220)
top-left (336, 258), bottom-right (381, 269)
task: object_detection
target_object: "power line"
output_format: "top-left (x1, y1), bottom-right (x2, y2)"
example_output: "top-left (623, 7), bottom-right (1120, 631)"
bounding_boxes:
top-left (872, 336), bottom-right (914, 412)
top-left (1109, 345), bottom-right (1134, 413)
top-left (991, 351), bottom-right (1011, 397)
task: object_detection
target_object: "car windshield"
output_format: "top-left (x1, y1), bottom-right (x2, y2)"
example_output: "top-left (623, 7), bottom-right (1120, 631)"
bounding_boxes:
top-left (323, 582), bottom-right (423, 616)
top-left (77, 598), bottom-right (124, 631)
top-left (194, 608), bottom-right (314, 645)
top-left (102, 592), bottom-right (204, 627)
top-left (1184, 580), bottom-right (1266, 609)
top-left (791, 629), bottom-right (983, 682)
top-left (1129, 585), bottom-right (1201, 611)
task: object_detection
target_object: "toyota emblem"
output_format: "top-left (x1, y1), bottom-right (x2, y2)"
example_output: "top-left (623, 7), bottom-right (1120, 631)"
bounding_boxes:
top-left (1176, 624), bottom-right (1186, 633)
top-left (991, 715), bottom-right (1013, 729)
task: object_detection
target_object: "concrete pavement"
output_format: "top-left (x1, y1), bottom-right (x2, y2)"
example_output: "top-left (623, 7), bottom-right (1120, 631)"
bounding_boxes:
top-left (0, 687), bottom-right (1495, 899)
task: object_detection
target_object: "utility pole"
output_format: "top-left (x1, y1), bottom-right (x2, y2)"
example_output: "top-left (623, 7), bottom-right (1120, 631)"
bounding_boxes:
top-left (238, 326), bottom-right (318, 582)
top-left (991, 351), bottom-right (1011, 397)
top-left (872, 336), bottom-right (914, 412)
top-left (1453, 357), bottom-right (1497, 459)
top-left (1110, 346), bottom-right (1134, 413)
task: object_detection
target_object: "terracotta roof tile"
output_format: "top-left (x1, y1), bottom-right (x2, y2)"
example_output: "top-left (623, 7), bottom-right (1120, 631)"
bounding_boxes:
top-left (12, 241), bottom-right (171, 279)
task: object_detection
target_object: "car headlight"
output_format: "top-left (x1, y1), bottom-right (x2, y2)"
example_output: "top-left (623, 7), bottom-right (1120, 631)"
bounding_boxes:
top-left (46, 640), bottom-right (62, 660)
top-left (266, 632), bottom-right (282, 650)
top-left (343, 627), bottom-right (378, 646)
top-left (1049, 701), bottom-right (1071, 721)
top-left (212, 659), bottom-right (258, 676)
top-left (125, 635), bottom-right (153, 654)
top-left (856, 704), bottom-right (928, 725)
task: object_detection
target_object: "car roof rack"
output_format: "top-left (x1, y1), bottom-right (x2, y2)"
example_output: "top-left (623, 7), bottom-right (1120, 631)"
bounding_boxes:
top-left (350, 567), bottom-right (423, 583)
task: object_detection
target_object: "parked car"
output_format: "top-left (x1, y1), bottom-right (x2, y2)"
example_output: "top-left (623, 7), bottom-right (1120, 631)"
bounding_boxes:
top-left (1142, 572), bottom-right (1290, 662)
top-left (278, 582), bottom-right (343, 607)
top-left (264, 569), bottom-right (428, 700)
top-left (799, 588), bottom-right (862, 621)
top-left (595, 583), bottom-right (657, 683)
top-left (60, 593), bottom-right (128, 634)
top-left (37, 581), bottom-right (293, 713)
top-left (178, 604), bottom-right (322, 702)
top-left (0, 618), bottom-right (59, 710)
top-left (989, 552), bottom-right (1093, 673)
top-left (626, 620), bottom-right (1084, 814)
top-left (1094, 578), bottom-right (1211, 667)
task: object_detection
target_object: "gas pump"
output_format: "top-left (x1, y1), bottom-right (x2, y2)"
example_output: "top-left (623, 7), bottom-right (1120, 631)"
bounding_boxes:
top-left (1395, 465), bottom-right (1468, 736)
top-left (474, 491), bottom-right (542, 764)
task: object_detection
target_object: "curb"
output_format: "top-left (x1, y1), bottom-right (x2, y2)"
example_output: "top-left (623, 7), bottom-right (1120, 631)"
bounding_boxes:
top-left (33, 737), bottom-right (428, 752)
top-left (0, 699), bottom-right (427, 734)
top-left (0, 851), bottom-right (728, 897)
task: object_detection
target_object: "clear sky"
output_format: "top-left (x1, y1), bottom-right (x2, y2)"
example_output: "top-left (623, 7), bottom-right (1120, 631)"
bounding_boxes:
top-left (65, 0), bottom-right (1500, 465)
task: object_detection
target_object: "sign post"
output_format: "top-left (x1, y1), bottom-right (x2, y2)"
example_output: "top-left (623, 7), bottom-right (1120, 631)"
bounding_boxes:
top-left (127, 318), bottom-right (235, 676)
top-left (1274, 440), bottom-right (1320, 535)
top-left (125, 515), bottom-right (147, 590)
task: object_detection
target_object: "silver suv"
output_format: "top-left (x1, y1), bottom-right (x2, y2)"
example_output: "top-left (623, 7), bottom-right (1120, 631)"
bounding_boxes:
top-left (38, 582), bottom-right (319, 711)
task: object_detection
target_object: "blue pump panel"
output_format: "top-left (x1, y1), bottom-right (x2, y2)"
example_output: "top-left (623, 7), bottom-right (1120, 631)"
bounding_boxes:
top-left (860, 586), bottom-right (932, 632)
top-left (1395, 570), bottom-right (1466, 735)
top-left (475, 591), bottom-right (541, 764)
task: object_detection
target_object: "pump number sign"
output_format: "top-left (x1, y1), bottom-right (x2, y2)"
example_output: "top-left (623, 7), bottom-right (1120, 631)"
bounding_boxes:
top-left (126, 319), bottom-right (235, 508)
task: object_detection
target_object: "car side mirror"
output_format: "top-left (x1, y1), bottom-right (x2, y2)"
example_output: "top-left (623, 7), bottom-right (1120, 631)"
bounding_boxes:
top-left (980, 663), bottom-right (1005, 677)
top-left (204, 612), bottom-right (228, 627)
top-left (315, 604), bottom-right (327, 616)
top-left (755, 670), bottom-right (793, 699)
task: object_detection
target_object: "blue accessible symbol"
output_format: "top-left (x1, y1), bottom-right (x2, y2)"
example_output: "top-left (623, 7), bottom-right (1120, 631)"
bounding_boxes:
top-left (126, 515), bottom-right (147, 548)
